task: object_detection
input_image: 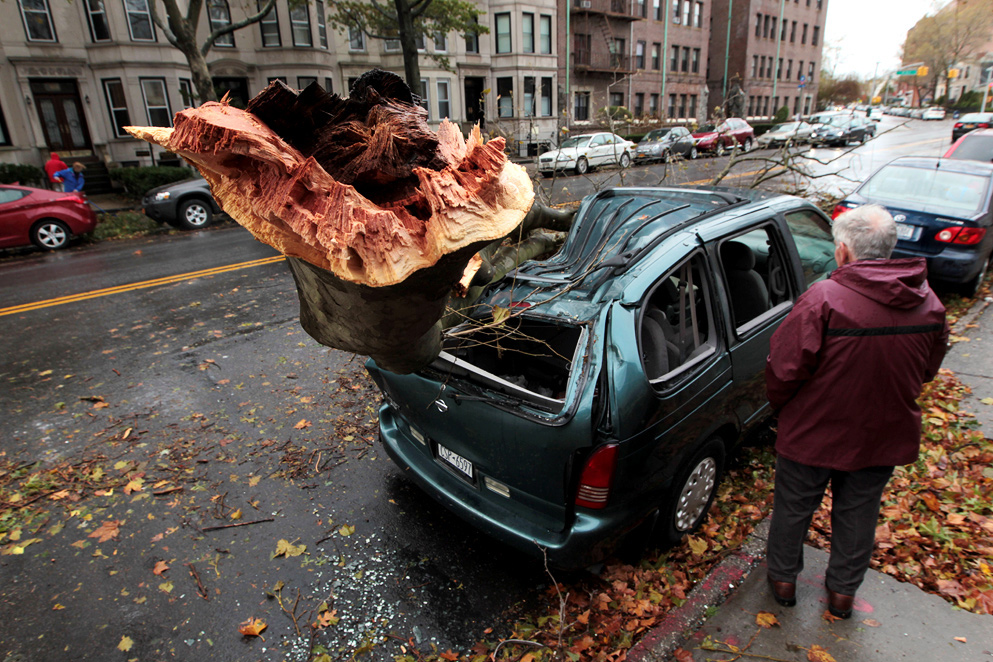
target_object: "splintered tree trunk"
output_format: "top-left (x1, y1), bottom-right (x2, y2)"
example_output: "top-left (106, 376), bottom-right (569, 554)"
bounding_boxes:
top-left (126, 70), bottom-right (540, 373)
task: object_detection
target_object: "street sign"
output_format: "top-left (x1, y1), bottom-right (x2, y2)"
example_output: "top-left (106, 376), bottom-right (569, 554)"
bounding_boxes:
top-left (896, 67), bottom-right (919, 76)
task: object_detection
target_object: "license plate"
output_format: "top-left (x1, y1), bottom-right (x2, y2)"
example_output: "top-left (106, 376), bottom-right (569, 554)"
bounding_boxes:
top-left (437, 443), bottom-right (474, 480)
top-left (963, 123), bottom-right (976, 129)
top-left (896, 223), bottom-right (915, 240)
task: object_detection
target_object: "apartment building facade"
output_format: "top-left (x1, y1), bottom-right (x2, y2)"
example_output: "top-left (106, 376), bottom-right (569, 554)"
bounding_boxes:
top-left (707, 0), bottom-right (825, 120)
top-left (561, 0), bottom-right (711, 126)
top-left (0, 0), bottom-right (561, 170)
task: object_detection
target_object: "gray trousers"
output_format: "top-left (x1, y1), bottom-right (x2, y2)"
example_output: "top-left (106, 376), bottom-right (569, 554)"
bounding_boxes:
top-left (767, 456), bottom-right (893, 595)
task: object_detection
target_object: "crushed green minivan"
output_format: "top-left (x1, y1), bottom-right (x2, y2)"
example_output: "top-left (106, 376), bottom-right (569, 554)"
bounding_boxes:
top-left (367, 186), bottom-right (838, 568)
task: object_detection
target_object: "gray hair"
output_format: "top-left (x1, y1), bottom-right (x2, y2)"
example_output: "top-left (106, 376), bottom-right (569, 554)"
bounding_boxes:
top-left (833, 204), bottom-right (898, 260)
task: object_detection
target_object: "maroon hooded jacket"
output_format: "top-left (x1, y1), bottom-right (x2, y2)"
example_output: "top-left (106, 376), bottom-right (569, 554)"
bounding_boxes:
top-left (766, 258), bottom-right (948, 471)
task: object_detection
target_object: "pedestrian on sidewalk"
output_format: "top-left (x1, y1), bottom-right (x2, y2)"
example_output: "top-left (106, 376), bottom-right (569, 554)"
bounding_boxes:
top-left (44, 152), bottom-right (68, 191)
top-left (764, 204), bottom-right (948, 619)
top-left (54, 162), bottom-right (86, 193)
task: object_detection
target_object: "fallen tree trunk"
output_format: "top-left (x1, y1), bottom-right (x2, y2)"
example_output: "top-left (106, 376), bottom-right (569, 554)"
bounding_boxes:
top-left (127, 71), bottom-right (549, 373)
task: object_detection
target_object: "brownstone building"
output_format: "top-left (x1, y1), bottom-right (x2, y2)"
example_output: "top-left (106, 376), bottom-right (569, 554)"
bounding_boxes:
top-left (559, 0), bottom-right (711, 125)
top-left (707, 0), bottom-right (827, 120)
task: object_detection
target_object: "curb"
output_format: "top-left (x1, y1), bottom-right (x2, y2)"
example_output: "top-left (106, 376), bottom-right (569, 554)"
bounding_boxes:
top-left (626, 517), bottom-right (771, 662)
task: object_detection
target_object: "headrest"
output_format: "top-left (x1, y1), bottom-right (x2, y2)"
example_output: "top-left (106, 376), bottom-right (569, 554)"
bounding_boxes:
top-left (721, 241), bottom-right (756, 271)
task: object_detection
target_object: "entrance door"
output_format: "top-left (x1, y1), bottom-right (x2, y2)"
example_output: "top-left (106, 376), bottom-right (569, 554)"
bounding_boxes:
top-left (464, 77), bottom-right (485, 127)
top-left (30, 80), bottom-right (92, 153)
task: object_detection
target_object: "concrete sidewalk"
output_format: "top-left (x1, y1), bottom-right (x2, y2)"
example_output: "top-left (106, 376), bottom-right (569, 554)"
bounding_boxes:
top-left (628, 295), bottom-right (993, 662)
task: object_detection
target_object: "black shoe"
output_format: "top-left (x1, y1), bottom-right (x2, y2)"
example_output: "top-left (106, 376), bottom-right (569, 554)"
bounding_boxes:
top-left (827, 589), bottom-right (854, 619)
top-left (768, 579), bottom-right (797, 607)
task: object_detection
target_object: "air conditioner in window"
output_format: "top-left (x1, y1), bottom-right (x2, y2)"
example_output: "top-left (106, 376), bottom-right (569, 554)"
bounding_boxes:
top-left (580, 1), bottom-right (592, 8)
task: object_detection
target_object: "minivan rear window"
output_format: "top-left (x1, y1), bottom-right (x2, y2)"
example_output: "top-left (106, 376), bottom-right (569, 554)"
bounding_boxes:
top-left (860, 164), bottom-right (990, 215)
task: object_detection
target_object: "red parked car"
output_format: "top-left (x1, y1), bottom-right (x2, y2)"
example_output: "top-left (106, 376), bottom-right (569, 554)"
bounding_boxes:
top-left (692, 118), bottom-right (755, 156)
top-left (0, 184), bottom-right (99, 251)
top-left (944, 128), bottom-right (993, 163)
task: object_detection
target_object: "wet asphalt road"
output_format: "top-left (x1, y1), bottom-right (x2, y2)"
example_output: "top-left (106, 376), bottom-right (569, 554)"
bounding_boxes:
top-left (0, 114), bottom-right (955, 661)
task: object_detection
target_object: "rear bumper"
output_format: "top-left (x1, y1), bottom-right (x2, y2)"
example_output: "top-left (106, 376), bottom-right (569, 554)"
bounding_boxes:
top-left (894, 245), bottom-right (990, 284)
top-left (378, 404), bottom-right (641, 569)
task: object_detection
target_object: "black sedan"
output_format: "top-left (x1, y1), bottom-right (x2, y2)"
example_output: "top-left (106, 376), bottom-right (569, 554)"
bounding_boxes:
top-left (833, 156), bottom-right (993, 296)
top-left (951, 112), bottom-right (993, 143)
top-left (809, 116), bottom-right (873, 147)
top-left (142, 178), bottom-right (222, 230)
top-left (633, 127), bottom-right (697, 163)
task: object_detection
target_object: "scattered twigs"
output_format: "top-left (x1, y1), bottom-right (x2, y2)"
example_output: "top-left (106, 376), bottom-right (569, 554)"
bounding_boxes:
top-left (201, 518), bottom-right (274, 532)
top-left (186, 562), bottom-right (209, 600)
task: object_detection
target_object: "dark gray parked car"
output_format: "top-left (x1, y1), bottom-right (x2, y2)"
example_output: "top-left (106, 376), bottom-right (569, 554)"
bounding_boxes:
top-left (142, 178), bottom-right (222, 230)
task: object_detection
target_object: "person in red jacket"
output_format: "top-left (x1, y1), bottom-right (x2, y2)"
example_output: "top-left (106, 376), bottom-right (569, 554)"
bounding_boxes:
top-left (765, 203), bottom-right (948, 619)
top-left (44, 152), bottom-right (68, 191)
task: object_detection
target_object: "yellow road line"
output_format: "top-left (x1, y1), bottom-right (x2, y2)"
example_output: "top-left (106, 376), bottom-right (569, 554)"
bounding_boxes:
top-left (0, 255), bottom-right (286, 317)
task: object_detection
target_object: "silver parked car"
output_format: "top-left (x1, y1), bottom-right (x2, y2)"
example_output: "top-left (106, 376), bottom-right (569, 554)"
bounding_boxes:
top-left (539, 133), bottom-right (636, 177)
top-left (757, 121), bottom-right (814, 148)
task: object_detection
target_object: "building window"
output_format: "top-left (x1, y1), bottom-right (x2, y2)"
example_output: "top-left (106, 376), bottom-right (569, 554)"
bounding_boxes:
top-left (420, 78), bottom-right (430, 118)
top-left (794, 96), bottom-right (800, 114)
top-left (495, 12), bottom-right (511, 53)
top-left (801, 23), bottom-right (807, 44)
top-left (290, 3), bottom-right (311, 46)
top-left (523, 77), bottom-right (535, 116)
top-left (679, 94), bottom-right (687, 118)
top-left (682, 0), bottom-right (690, 25)
top-left (384, 38), bottom-right (400, 52)
top-left (437, 80), bottom-right (450, 119)
top-left (790, 20), bottom-right (796, 43)
top-left (636, 0), bottom-right (646, 18)
top-left (465, 16), bottom-right (479, 53)
top-left (649, 93), bottom-right (659, 117)
top-left (140, 78), bottom-right (171, 127)
top-left (636, 41), bottom-right (646, 69)
top-left (259, 0), bottom-right (280, 47)
top-left (692, 48), bottom-right (700, 73)
top-left (773, 96), bottom-right (779, 113)
top-left (635, 93), bottom-right (644, 117)
top-left (102, 78), bottom-right (132, 137)
top-left (812, 25), bottom-right (820, 46)
top-left (755, 13), bottom-right (761, 38)
top-left (748, 96), bottom-right (754, 116)
top-left (298, 76), bottom-right (317, 89)
top-left (752, 55), bottom-right (758, 78)
top-left (415, 33), bottom-right (425, 50)
top-left (652, 42), bottom-right (661, 70)
top-left (611, 38), bottom-right (625, 67)
top-left (808, 62), bottom-right (815, 81)
top-left (668, 93), bottom-right (676, 118)
top-left (672, 0), bottom-right (679, 22)
top-left (207, 0), bottom-right (234, 47)
top-left (759, 56), bottom-right (765, 78)
top-left (316, 0), bottom-right (327, 48)
top-left (20, 0), bottom-right (57, 42)
top-left (767, 57), bottom-right (773, 78)
top-left (763, 15), bottom-right (769, 38)
top-left (694, 2), bottom-right (702, 27)
top-left (689, 94), bottom-right (697, 118)
top-left (179, 78), bottom-right (195, 108)
top-left (804, 96), bottom-right (811, 114)
top-left (763, 96), bottom-right (770, 116)
top-left (522, 12), bottom-right (534, 53)
top-left (541, 77), bottom-right (552, 116)
top-left (671, 45), bottom-right (679, 71)
top-left (433, 31), bottom-right (447, 52)
top-left (786, 59), bottom-right (793, 80)
top-left (348, 26), bottom-right (364, 51)
top-left (681, 46), bottom-right (690, 72)
top-left (86, 0), bottom-right (111, 42)
top-left (770, 17), bottom-right (777, 39)
top-left (781, 18), bottom-right (787, 40)
top-left (798, 60), bottom-right (804, 80)
top-left (777, 58), bottom-right (783, 79)
top-left (575, 91), bottom-right (590, 121)
top-left (653, 0), bottom-right (661, 20)
top-left (497, 77), bottom-right (513, 117)
top-left (324, 77), bottom-right (333, 93)
top-left (124, 0), bottom-right (155, 41)
top-left (610, 92), bottom-right (624, 108)
top-left (539, 15), bottom-right (551, 54)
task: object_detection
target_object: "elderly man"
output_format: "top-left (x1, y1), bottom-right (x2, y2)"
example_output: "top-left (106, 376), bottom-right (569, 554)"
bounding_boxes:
top-left (765, 203), bottom-right (948, 618)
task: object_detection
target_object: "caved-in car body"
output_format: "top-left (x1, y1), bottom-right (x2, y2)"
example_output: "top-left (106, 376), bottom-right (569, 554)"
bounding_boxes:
top-left (368, 187), bottom-right (839, 568)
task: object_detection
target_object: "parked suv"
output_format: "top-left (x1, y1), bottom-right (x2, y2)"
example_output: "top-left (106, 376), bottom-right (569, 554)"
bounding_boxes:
top-left (142, 177), bottom-right (222, 230)
top-left (367, 187), bottom-right (838, 568)
top-left (692, 118), bottom-right (754, 156)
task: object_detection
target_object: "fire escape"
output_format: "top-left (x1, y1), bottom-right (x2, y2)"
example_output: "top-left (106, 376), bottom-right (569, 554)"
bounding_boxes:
top-left (571, 0), bottom-right (641, 75)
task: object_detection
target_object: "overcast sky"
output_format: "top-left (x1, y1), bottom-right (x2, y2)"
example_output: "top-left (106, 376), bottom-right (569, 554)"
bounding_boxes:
top-left (823, 0), bottom-right (947, 78)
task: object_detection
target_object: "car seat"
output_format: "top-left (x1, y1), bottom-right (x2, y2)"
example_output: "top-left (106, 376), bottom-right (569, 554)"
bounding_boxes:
top-left (721, 241), bottom-right (770, 324)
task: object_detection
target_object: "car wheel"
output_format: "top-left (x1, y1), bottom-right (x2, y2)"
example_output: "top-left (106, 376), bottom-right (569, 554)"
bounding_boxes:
top-left (574, 157), bottom-right (589, 176)
top-left (540, 171), bottom-right (555, 178)
top-left (618, 152), bottom-right (631, 168)
top-left (959, 255), bottom-right (990, 298)
top-left (656, 438), bottom-right (726, 545)
top-left (173, 198), bottom-right (214, 230)
top-left (743, 138), bottom-right (753, 152)
top-left (689, 146), bottom-right (698, 160)
top-left (31, 219), bottom-right (71, 250)
top-left (715, 142), bottom-right (726, 157)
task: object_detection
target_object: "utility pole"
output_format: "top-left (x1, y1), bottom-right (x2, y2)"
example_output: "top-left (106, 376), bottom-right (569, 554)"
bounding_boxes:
top-left (722, 0), bottom-right (733, 100)
top-left (770, 0), bottom-right (786, 117)
top-left (661, 0), bottom-right (670, 122)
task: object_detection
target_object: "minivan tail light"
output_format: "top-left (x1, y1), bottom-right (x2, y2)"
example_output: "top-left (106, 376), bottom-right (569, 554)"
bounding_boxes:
top-left (575, 443), bottom-right (618, 509)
